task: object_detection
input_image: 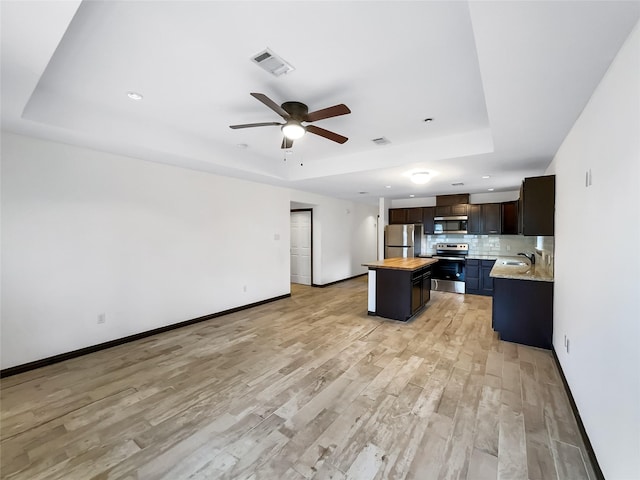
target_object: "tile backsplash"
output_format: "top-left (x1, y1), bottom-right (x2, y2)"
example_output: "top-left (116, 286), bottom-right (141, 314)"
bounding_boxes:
top-left (422, 234), bottom-right (555, 274)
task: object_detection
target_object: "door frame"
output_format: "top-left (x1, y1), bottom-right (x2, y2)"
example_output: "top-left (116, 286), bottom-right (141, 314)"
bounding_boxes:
top-left (290, 208), bottom-right (313, 285)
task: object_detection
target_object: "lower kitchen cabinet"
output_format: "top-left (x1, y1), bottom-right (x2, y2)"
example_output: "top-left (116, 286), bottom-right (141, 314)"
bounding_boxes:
top-left (492, 277), bottom-right (553, 349)
top-left (465, 259), bottom-right (496, 296)
top-left (376, 266), bottom-right (432, 321)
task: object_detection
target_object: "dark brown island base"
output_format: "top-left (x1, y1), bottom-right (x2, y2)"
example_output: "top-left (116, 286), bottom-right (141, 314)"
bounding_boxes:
top-left (362, 257), bottom-right (439, 322)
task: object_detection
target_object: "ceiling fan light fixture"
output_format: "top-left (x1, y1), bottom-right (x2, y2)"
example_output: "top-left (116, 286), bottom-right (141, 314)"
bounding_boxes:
top-left (411, 172), bottom-right (431, 184)
top-left (282, 121), bottom-right (306, 140)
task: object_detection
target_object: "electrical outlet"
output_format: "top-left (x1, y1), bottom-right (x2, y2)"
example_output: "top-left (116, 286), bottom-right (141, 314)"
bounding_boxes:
top-left (97, 313), bottom-right (106, 324)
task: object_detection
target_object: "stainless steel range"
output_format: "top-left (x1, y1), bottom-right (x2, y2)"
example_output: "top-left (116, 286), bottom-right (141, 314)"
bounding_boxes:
top-left (431, 243), bottom-right (469, 294)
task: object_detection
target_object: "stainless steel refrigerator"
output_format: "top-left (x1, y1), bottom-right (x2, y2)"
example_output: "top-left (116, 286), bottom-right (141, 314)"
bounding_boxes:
top-left (384, 224), bottom-right (423, 258)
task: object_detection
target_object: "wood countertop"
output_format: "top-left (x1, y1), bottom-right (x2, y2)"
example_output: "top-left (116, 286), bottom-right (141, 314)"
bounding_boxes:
top-left (362, 257), bottom-right (438, 271)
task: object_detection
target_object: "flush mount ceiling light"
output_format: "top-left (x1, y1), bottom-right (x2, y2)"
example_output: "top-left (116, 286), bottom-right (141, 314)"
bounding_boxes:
top-left (411, 172), bottom-right (431, 184)
top-left (281, 120), bottom-right (306, 140)
top-left (126, 91), bottom-right (143, 101)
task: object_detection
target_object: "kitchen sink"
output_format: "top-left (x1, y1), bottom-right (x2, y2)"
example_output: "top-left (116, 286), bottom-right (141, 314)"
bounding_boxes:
top-left (501, 260), bottom-right (529, 266)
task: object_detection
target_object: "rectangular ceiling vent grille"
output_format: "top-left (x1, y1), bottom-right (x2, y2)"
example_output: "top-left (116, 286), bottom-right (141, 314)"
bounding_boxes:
top-left (451, 182), bottom-right (465, 186)
top-left (251, 48), bottom-right (295, 77)
top-left (372, 137), bottom-right (391, 146)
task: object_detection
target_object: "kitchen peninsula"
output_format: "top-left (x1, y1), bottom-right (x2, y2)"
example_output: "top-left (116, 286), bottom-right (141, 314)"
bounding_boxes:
top-left (362, 257), bottom-right (438, 321)
top-left (490, 257), bottom-right (554, 349)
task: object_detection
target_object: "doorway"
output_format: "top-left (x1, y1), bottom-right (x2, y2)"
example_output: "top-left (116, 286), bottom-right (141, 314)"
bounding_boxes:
top-left (290, 209), bottom-right (312, 285)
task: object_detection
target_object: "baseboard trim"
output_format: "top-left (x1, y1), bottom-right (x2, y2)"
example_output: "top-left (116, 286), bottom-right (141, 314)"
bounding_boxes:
top-left (551, 347), bottom-right (605, 480)
top-left (0, 293), bottom-right (291, 379)
top-left (312, 273), bottom-right (367, 288)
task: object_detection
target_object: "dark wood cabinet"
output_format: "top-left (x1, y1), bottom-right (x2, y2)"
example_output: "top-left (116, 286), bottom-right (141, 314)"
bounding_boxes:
top-left (465, 258), bottom-right (496, 296)
top-left (501, 201), bottom-right (519, 234)
top-left (406, 207), bottom-right (423, 224)
top-left (435, 204), bottom-right (468, 216)
top-left (375, 266), bottom-right (432, 321)
top-left (519, 175), bottom-right (555, 236)
top-left (480, 261), bottom-right (495, 295)
top-left (465, 259), bottom-right (480, 291)
top-left (422, 206), bottom-right (435, 234)
top-left (389, 207), bottom-right (424, 225)
top-left (492, 277), bottom-right (553, 349)
top-left (467, 205), bottom-right (482, 234)
top-left (389, 208), bottom-right (408, 224)
top-left (483, 204), bottom-right (501, 234)
top-left (467, 204), bottom-right (501, 234)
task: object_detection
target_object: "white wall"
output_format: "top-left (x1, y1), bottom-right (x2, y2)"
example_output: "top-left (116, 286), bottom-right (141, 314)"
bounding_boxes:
top-left (552, 21), bottom-right (640, 478)
top-left (289, 190), bottom-right (378, 285)
top-left (1, 132), bottom-right (291, 369)
top-left (390, 190), bottom-right (519, 208)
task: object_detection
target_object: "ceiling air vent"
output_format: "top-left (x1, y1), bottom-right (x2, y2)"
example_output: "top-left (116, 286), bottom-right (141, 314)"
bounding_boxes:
top-left (451, 182), bottom-right (464, 186)
top-left (372, 137), bottom-right (391, 146)
top-left (251, 48), bottom-right (295, 77)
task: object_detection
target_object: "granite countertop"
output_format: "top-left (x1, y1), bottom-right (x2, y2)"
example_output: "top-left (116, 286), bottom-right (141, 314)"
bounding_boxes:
top-left (489, 256), bottom-right (554, 282)
top-left (362, 257), bottom-right (438, 271)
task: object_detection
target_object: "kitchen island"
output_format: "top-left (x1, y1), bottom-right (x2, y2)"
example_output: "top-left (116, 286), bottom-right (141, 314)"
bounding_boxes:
top-left (362, 257), bottom-right (438, 321)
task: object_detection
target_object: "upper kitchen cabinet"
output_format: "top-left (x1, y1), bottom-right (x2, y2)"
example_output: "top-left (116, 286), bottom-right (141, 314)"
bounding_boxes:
top-left (422, 207), bottom-right (435, 234)
top-left (501, 201), bottom-right (519, 235)
top-left (435, 204), bottom-right (469, 216)
top-left (434, 194), bottom-right (469, 217)
top-left (406, 207), bottom-right (423, 224)
top-left (389, 208), bottom-right (408, 224)
top-left (519, 175), bottom-right (555, 236)
top-left (468, 203), bottom-right (501, 234)
top-left (389, 207), bottom-right (423, 225)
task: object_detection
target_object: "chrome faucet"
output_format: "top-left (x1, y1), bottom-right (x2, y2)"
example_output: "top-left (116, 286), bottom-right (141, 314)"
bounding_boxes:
top-left (517, 252), bottom-right (535, 265)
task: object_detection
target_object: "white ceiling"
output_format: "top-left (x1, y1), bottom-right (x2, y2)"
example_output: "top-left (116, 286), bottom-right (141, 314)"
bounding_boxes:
top-left (2, 1), bottom-right (639, 204)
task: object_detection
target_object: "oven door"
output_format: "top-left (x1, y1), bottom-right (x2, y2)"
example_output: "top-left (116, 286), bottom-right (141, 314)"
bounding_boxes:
top-left (432, 258), bottom-right (466, 282)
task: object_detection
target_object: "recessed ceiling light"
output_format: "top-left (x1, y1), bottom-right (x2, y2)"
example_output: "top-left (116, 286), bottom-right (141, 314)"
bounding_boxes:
top-left (424, 118), bottom-right (433, 123)
top-left (358, 191), bottom-right (368, 195)
top-left (482, 175), bottom-right (491, 179)
top-left (409, 194), bottom-right (415, 198)
top-left (127, 91), bottom-right (143, 101)
top-left (488, 188), bottom-right (495, 191)
top-left (385, 185), bottom-right (391, 189)
top-left (411, 172), bottom-right (431, 184)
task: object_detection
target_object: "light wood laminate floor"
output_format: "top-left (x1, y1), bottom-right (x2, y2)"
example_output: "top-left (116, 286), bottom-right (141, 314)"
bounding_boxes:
top-left (1, 277), bottom-right (597, 480)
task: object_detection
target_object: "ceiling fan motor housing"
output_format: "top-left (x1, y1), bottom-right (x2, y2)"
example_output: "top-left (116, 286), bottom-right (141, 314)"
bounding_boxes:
top-left (281, 101), bottom-right (309, 121)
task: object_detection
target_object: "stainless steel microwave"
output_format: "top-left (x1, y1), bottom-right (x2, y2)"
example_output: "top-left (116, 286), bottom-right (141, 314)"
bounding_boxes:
top-left (434, 216), bottom-right (468, 234)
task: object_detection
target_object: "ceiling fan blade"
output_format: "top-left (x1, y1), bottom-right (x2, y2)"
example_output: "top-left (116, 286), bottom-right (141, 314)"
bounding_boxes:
top-left (306, 125), bottom-right (348, 144)
top-left (250, 93), bottom-right (290, 119)
top-left (229, 122), bottom-right (282, 129)
top-left (306, 104), bottom-right (351, 122)
top-left (281, 137), bottom-right (293, 149)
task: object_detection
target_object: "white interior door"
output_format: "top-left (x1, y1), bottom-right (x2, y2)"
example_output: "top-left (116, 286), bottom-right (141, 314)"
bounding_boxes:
top-left (290, 211), bottom-right (311, 285)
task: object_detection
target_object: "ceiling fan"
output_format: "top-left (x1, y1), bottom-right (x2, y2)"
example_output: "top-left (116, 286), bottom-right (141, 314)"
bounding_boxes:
top-left (229, 93), bottom-right (351, 149)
